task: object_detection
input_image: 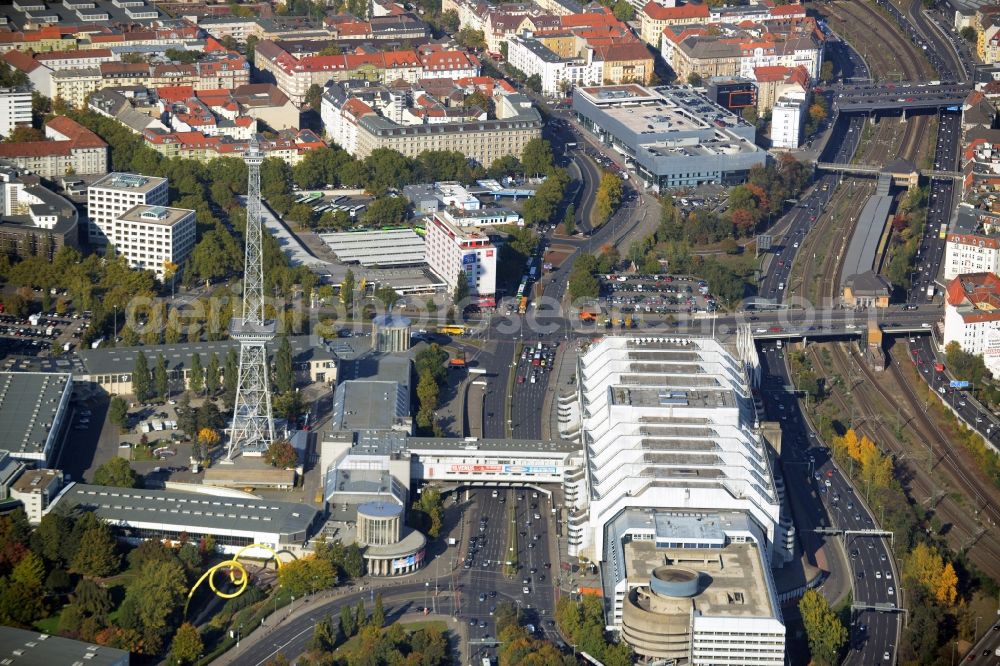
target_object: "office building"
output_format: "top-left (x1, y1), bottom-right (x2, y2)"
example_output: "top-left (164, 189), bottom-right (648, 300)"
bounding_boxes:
top-left (0, 160), bottom-right (79, 260)
top-left (113, 205), bottom-right (196, 279)
top-left (566, 336), bottom-right (786, 661)
top-left (572, 84), bottom-right (765, 190)
top-left (0, 626), bottom-right (128, 666)
top-left (425, 212), bottom-right (497, 307)
top-left (770, 90), bottom-right (807, 149)
top-left (87, 172), bottom-right (168, 246)
top-left (9, 468), bottom-right (62, 524)
top-left (0, 88), bottom-right (31, 139)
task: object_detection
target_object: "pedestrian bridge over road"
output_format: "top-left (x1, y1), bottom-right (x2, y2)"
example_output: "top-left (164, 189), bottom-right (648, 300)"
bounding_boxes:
top-left (814, 162), bottom-right (962, 181)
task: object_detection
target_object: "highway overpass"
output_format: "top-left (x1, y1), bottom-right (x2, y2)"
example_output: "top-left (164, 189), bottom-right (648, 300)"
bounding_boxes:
top-left (831, 82), bottom-right (972, 112)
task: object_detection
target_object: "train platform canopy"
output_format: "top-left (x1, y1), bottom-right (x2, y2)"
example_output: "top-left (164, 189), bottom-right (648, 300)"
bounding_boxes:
top-left (320, 229), bottom-right (425, 267)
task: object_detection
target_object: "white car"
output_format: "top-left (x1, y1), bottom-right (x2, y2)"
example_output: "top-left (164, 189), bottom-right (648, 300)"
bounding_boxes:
top-left (875, 571), bottom-right (881, 579)
top-left (887, 586), bottom-right (894, 596)
top-left (885, 571), bottom-right (892, 580)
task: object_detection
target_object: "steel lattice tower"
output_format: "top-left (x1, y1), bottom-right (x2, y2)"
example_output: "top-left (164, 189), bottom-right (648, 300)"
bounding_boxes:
top-left (226, 143), bottom-right (275, 460)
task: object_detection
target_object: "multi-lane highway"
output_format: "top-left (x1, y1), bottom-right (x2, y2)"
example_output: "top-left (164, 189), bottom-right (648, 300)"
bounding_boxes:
top-left (759, 340), bottom-right (901, 666)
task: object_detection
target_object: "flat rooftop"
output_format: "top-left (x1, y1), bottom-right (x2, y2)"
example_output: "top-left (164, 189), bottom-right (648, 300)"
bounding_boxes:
top-left (611, 386), bottom-right (735, 410)
top-left (331, 380), bottom-right (406, 431)
top-left (624, 539), bottom-right (774, 619)
top-left (320, 229), bottom-right (426, 267)
top-left (57, 483), bottom-right (319, 538)
top-left (117, 204), bottom-right (193, 227)
top-left (90, 171), bottom-right (167, 194)
top-left (0, 372), bottom-right (70, 460)
top-left (406, 436), bottom-right (579, 453)
top-left (0, 626), bottom-right (128, 666)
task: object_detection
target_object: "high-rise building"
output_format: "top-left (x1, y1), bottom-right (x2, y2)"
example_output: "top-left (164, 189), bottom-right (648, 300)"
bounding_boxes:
top-left (87, 172), bottom-right (168, 246)
top-left (0, 88), bottom-right (31, 139)
top-left (424, 212), bottom-right (497, 307)
top-left (566, 336), bottom-right (786, 664)
top-left (113, 205), bottom-right (196, 279)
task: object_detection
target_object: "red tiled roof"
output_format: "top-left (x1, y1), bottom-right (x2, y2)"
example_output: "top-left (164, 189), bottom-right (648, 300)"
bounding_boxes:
top-left (156, 85), bottom-right (196, 103)
top-left (36, 48), bottom-right (112, 61)
top-left (753, 65), bottom-right (789, 82)
top-left (946, 272), bottom-right (1000, 308)
top-left (0, 141), bottom-right (72, 158)
top-left (593, 42), bottom-right (653, 62)
top-left (770, 3), bottom-right (806, 16)
top-left (2, 50), bottom-right (41, 74)
top-left (642, 1), bottom-right (710, 21)
top-left (46, 116), bottom-right (106, 149)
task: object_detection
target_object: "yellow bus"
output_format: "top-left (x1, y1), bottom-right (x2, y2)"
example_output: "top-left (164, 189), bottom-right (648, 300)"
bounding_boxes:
top-left (518, 296), bottom-right (528, 314)
top-left (939, 223), bottom-right (947, 240)
top-left (437, 325), bottom-right (466, 336)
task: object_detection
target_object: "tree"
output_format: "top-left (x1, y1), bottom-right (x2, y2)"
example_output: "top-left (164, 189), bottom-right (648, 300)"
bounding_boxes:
top-left (109, 396), bottom-right (128, 429)
top-left (343, 543), bottom-right (364, 578)
top-left (309, 615), bottom-right (336, 652)
top-left (132, 351), bottom-right (151, 401)
top-left (10, 551), bottom-right (44, 589)
top-left (741, 105), bottom-right (759, 124)
top-left (197, 427), bottom-right (220, 450)
top-left (188, 352), bottom-right (204, 394)
top-left (441, 9), bottom-right (460, 32)
top-left (562, 204), bottom-right (576, 236)
top-left (798, 589), bottom-right (847, 666)
top-left (264, 440), bottom-right (297, 468)
top-left (171, 623), bottom-right (203, 664)
top-left (71, 518), bottom-right (119, 577)
top-left (961, 26), bottom-right (977, 42)
top-left (521, 139), bottom-right (554, 177)
top-left (276, 556), bottom-right (336, 596)
top-left (416, 369), bottom-right (440, 433)
top-left (341, 268), bottom-right (356, 311)
top-left (372, 591), bottom-right (385, 629)
top-left (223, 348), bottom-right (238, 407)
top-left (809, 102), bottom-right (828, 124)
top-left (525, 74), bottom-right (542, 93)
top-left (154, 353), bottom-right (169, 401)
top-left (3, 126), bottom-right (45, 143)
top-left (274, 336), bottom-right (294, 395)
top-left (118, 559), bottom-right (187, 654)
top-left (687, 72), bottom-right (703, 86)
top-left (820, 60), bottom-right (835, 83)
top-left (305, 84), bottom-right (324, 112)
top-left (594, 173), bottom-right (623, 225)
top-left (205, 352), bottom-right (221, 394)
top-left (612, 0), bottom-right (634, 20)
top-left (2, 294), bottom-right (27, 318)
top-left (455, 28), bottom-right (487, 50)
top-left (362, 195), bottom-right (409, 227)
top-left (92, 457), bottom-right (139, 488)
top-left (453, 270), bottom-right (470, 305)
top-left (340, 603), bottom-right (357, 638)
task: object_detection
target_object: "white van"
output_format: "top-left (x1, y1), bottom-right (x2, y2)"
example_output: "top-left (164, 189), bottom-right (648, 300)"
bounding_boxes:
top-left (778, 282), bottom-right (785, 290)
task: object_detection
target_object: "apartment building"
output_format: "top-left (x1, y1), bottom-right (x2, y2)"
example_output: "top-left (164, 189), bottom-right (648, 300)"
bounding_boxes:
top-left (112, 205), bottom-right (196, 278)
top-left (9, 469), bottom-right (62, 524)
top-left (425, 212), bottom-right (497, 306)
top-left (507, 31), bottom-right (654, 96)
top-left (944, 272), bottom-right (1000, 360)
top-left (34, 48), bottom-right (115, 71)
top-left (639, 1), bottom-right (710, 46)
top-left (87, 172), bottom-right (169, 247)
top-left (0, 115), bottom-right (108, 178)
top-left (141, 127), bottom-right (324, 164)
top-left (1, 50), bottom-right (53, 98)
top-left (255, 40), bottom-right (480, 106)
top-left (0, 88), bottom-right (31, 139)
top-left (944, 204), bottom-right (1000, 279)
top-left (659, 18), bottom-right (823, 84)
top-left (322, 78), bottom-right (541, 166)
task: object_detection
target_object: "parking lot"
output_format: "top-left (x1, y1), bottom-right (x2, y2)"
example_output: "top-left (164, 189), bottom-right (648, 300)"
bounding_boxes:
top-left (0, 310), bottom-right (90, 356)
top-left (580, 274), bottom-right (718, 327)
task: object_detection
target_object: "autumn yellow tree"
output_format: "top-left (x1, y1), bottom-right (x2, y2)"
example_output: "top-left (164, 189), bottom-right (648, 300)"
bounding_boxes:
top-left (904, 542), bottom-right (944, 590)
top-left (197, 427), bottom-right (220, 449)
top-left (935, 562), bottom-right (959, 606)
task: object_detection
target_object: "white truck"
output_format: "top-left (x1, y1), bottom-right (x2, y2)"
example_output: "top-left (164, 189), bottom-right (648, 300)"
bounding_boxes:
top-left (926, 285), bottom-right (935, 299)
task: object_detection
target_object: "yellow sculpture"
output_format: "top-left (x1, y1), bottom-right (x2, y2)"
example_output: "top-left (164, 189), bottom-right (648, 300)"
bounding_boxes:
top-left (184, 543), bottom-right (290, 615)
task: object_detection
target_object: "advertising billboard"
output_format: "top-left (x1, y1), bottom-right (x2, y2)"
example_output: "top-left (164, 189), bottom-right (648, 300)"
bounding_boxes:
top-left (463, 253), bottom-right (477, 265)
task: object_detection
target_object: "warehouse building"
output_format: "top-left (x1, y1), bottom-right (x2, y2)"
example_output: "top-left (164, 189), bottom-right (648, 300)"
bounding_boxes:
top-left (572, 84), bottom-right (766, 191)
top-left (0, 626), bottom-right (128, 666)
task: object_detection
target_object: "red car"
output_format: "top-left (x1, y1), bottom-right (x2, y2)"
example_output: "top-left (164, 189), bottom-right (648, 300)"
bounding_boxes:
top-left (826, 469), bottom-right (834, 478)
top-left (770, 326), bottom-right (782, 333)
top-left (518, 376), bottom-right (525, 384)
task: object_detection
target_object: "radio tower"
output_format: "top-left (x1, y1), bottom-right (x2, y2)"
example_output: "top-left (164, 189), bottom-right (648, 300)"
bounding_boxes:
top-left (226, 143), bottom-right (275, 460)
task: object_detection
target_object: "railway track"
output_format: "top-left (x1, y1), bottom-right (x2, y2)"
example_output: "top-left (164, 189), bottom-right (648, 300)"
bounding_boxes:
top-left (829, 0), bottom-right (934, 81)
top-left (814, 340), bottom-right (1000, 579)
